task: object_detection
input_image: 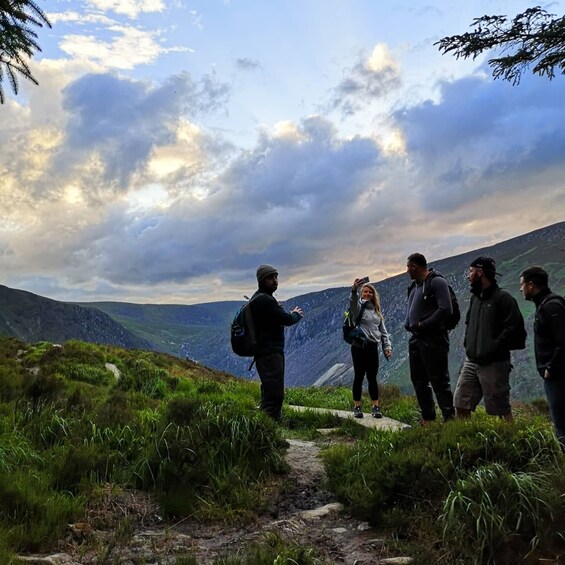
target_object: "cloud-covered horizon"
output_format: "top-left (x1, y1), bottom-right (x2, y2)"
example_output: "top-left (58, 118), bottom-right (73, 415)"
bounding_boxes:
top-left (1, 1), bottom-right (564, 304)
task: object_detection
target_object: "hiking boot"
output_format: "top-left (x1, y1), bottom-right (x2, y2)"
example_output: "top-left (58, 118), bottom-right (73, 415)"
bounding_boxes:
top-left (353, 406), bottom-right (363, 418)
top-left (371, 406), bottom-right (383, 419)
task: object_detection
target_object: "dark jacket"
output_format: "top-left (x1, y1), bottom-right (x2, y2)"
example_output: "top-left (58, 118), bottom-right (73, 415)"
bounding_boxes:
top-left (405, 269), bottom-right (452, 336)
top-left (532, 288), bottom-right (565, 379)
top-left (464, 282), bottom-right (525, 364)
top-left (250, 289), bottom-right (302, 356)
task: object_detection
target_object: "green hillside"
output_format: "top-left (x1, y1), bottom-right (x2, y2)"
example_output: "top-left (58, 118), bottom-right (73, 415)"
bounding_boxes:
top-left (86, 221), bottom-right (565, 399)
top-left (1, 336), bottom-right (565, 563)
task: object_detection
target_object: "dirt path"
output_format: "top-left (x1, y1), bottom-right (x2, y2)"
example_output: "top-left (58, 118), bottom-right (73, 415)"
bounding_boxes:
top-left (21, 420), bottom-right (413, 564)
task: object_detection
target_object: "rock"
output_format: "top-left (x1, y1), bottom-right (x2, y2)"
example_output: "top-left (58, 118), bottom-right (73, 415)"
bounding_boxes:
top-left (380, 558), bottom-right (414, 564)
top-left (105, 362), bottom-right (121, 380)
top-left (299, 502), bottom-right (344, 519)
top-left (14, 554), bottom-right (80, 564)
top-left (364, 538), bottom-right (385, 547)
top-left (357, 521), bottom-right (371, 531)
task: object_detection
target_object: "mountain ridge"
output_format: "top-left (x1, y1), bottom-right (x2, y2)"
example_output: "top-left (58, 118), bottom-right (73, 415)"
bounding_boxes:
top-left (1, 221), bottom-right (564, 399)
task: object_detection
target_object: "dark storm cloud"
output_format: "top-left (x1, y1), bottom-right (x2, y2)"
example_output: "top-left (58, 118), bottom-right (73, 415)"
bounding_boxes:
top-left (56, 71), bottom-right (230, 188)
top-left (79, 116), bottom-right (387, 286)
top-left (393, 73), bottom-right (565, 211)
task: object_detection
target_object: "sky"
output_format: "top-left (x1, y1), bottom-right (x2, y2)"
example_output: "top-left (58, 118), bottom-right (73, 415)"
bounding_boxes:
top-left (2, 0), bottom-right (565, 304)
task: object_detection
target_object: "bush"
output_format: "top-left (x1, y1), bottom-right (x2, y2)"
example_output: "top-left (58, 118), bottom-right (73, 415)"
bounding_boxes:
top-left (64, 363), bottom-right (113, 386)
top-left (145, 402), bottom-right (285, 519)
top-left (441, 464), bottom-right (562, 563)
top-left (323, 416), bottom-right (563, 525)
top-left (0, 470), bottom-right (84, 551)
top-left (118, 358), bottom-right (177, 399)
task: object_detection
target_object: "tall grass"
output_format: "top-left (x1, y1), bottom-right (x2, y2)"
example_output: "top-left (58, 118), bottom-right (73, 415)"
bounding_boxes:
top-left (322, 414), bottom-right (565, 562)
top-left (441, 464), bottom-right (562, 563)
top-left (0, 337), bottom-right (289, 555)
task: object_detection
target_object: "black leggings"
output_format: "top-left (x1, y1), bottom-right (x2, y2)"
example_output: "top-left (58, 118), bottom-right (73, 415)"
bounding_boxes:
top-left (351, 341), bottom-right (380, 401)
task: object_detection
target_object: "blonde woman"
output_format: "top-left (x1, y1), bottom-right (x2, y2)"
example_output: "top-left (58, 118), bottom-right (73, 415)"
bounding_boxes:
top-left (349, 279), bottom-right (392, 418)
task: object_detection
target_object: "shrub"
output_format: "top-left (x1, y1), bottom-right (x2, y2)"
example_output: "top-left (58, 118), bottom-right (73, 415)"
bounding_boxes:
top-left (441, 464), bottom-right (562, 563)
top-left (64, 363), bottom-right (113, 386)
top-left (0, 470), bottom-right (84, 551)
top-left (323, 416), bottom-right (564, 526)
top-left (117, 358), bottom-right (177, 399)
top-left (145, 402), bottom-right (285, 519)
top-left (0, 362), bottom-right (24, 402)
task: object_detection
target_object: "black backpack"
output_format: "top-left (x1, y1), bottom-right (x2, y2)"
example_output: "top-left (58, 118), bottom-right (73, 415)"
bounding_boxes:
top-left (230, 295), bottom-right (259, 357)
top-left (408, 272), bottom-right (461, 331)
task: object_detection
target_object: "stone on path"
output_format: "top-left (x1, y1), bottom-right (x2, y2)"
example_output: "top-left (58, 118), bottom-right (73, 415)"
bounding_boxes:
top-left (299, 502), bottom-right (344, 519)
top-left (287, 405), bottom-right (410, 430)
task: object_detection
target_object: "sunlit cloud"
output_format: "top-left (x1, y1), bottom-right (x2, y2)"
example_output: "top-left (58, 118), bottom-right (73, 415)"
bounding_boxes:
top-left (86, 0), bottom-right (165, 18)
top-left (328, 43), bottom-right (402, 116)
top-left (59, 25), bottom-right (191, 69)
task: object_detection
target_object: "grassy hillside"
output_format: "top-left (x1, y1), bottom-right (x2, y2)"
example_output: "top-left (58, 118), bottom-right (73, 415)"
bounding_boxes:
top-left (0, 285), bottom-right (150, 350)
top-left (1, 336), bottom-right (565, 563)
top-left (87, 221), bottom-right (565, 400)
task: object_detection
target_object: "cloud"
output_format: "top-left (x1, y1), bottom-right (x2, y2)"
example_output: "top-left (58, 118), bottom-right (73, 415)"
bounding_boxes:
top-left (58, 24), bottom-right (191, 70)
top-left (51, 71), bottom-right (230, 190)
top-left (85, 0), bottom-right (165, 19)
top-left (76, 115), bottom-right (387, 284)
top-left (328, 43), bottom-right (402, 116)
top-left (0, 112), bottom-right (394, 299)
top-left (235, 57), bottom-right (262, 71)
top-left (393, 73), bottom-right (565, 212)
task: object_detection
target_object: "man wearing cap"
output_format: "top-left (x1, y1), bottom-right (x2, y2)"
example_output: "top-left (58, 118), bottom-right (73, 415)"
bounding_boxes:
top-left (454, 257), bottom-right (526, 422)
top-left (519, 266), bottom-right (565, 450)
top-left (251, 264), bottom-right (304, 420)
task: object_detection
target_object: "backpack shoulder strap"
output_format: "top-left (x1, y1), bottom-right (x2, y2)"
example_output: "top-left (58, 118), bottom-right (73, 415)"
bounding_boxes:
top-left (541, 293), bottom-right (565, 308)
top-left (539, 294), bottom-right (565, 319)
top-left (423, 270), bottom-right (445, 297)
top-left (354, 301), bottom-right (368, 325)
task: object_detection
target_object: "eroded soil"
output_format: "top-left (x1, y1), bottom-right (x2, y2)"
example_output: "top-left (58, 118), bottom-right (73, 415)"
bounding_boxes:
top-left (21, 437), bottom-right (404, 564)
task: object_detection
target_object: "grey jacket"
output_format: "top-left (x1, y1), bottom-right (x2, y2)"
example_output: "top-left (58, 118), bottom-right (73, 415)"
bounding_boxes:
top-left (350, 289), bottom-right (392, 352)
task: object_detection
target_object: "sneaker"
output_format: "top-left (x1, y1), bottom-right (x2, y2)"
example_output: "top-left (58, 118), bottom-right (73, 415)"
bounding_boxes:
top-left (371, 406), bottom-right (383, 419)
top-left (353, 406), bottom-right (363, 418)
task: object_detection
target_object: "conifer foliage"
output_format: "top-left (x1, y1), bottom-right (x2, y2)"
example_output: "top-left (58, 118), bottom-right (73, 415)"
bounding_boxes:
top-left (436, 7), bottom-right (565, 84)
top-left (0, 0), bottom-right (50, 103)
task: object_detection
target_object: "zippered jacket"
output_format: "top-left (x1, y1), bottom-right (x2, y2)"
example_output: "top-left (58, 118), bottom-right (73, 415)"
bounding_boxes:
top-left (464, 283), bottom-right (524, 364)
top-left (350, 289), bottom-right (392, 352)
top-left (250, 290), bottom-right (302, 356)
top-left (532, 288), bottom-right (565, 379)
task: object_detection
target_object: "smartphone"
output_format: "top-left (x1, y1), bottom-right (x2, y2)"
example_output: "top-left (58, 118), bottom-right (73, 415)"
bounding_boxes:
top-left (358, 276), bottom-right (370, 284)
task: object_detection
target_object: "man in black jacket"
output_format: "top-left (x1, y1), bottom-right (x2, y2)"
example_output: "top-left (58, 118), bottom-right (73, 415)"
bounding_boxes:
top-left (405, 253), bottom-right (455, 423)
top-left (454, 257), bottom-right (526, 422)
top-left (520, 266), bottom-right (565, 449)
top-left (251, 264), bottom-right (304, 420)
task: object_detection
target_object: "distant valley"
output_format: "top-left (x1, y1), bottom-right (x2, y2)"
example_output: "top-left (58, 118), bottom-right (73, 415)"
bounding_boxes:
top-left (1, 221), bottom-right (564, 400)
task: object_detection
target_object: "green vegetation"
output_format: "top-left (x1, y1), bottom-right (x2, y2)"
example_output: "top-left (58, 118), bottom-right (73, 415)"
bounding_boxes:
top-left (286, 383), bottom-right (421, 426)
top-left (0, 337), bottom-right (289, 559)
top-left (322, 413), bottom-right (565, 564)
top-left (0, 335), bottom-right (563, 563)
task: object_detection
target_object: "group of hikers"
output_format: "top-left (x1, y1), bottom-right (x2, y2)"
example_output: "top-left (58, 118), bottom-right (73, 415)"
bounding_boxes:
top-left (245, 257), bottom-right (565, 449)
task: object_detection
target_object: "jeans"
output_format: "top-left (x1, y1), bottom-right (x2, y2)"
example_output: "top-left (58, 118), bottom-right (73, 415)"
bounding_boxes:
top-left (543, 377), bottom-right (565, 451)
top-left (255, 353), bottom-right (285, 420)
top-left (409, 333), bottom-right (454, 421)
